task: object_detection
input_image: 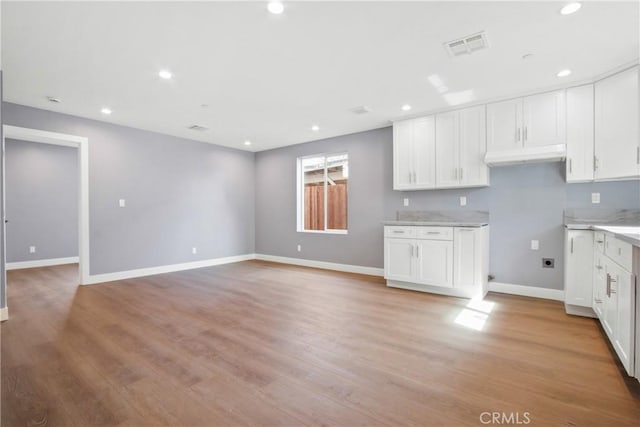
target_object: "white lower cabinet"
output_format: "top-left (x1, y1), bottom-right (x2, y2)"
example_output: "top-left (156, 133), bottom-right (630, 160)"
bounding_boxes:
top-left (564, 228), bottom-right (636, 376)
top-left (384, 225), bottom-right (489, 298)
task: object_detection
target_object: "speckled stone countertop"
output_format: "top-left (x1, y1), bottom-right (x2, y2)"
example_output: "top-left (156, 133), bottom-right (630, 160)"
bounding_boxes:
top-left (564, 208), bottom-right (640, 246)
top-left (382, 210), bottom-right (489, 227)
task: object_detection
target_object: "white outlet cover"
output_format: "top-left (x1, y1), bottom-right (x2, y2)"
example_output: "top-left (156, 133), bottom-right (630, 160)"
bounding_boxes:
top-left (460, 196), bottom-right (467, 206)
top-left (29, 246), bottom-right (36, 253)
top-left (297, 244), bottom-right (301, 252)
top-left (192, 247), bottom-right (197, 254)
top-left (531, 240), bottom-right (539, 250)
top-left (119, 199), bottom-right (126, 207)
top-left (591, 193), bottom-right (600, 204)
top-left (403, 198), bottom-right (409, 207)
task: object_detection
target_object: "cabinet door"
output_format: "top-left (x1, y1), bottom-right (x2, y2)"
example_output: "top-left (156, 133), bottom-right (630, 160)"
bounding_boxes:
top-left (458, 105), bottom-right (489, 187)
top-left (393, 120), bottom-right (414, 190)
top-left (453, 227), bottom-right (482, 290)
top-left (522, 90), bottom-right (566, 147)
top-left (384, 238), bottom-right (415, 282)
top-left (487, 98), bottom-right (522, 152)
top-left (593, 250), bottom-right (606, 318)
top-left (564, 230), bottom-right (594, 307)
top-left (415, 240), bottom-right (453, 287)
top-left (612, 264), bottom-right (634, 375)
top-left (602, 262), bottom-right (617, 340)
top-left (595, 66), bottom-right (640, 180)
top-left (413, 116), bottom-right (437, 189)
top-left (435, 111), bottom-right (459, 188)
top-left (566, 85), bottom-right (595, 182)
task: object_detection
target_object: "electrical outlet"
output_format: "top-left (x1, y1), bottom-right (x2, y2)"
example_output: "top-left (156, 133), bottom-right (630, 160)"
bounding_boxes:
top-left (119, 199), bottom-right (126, 208)
top-left (531, 240), bottom-right (539, 250)
top-left (542, 258), bottom-right (555, 268)
top-left (591, 193), bottom-right (600, 204)
top-left (460, 196), bottom-right (467, 206)
top-left (297, 244), bottom-right (301, 252)
top-left (29, 246), bottom-right (36, 254)
top-left (403, 198), bottom-right (409, 207)
top-left (192, 247), bottom-right (197, 254)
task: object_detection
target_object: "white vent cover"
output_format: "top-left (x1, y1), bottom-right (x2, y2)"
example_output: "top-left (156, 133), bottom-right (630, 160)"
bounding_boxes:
top-left (350, 105), bottom-right (373, 115)
top-left (188, 124), bottom-right (209, 131)
top-left (444, 31), bottom-right (489, 57)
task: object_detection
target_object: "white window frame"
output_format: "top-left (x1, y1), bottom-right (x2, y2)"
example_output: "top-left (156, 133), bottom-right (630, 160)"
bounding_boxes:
top-left (296, 152), bottom-right (348, 235)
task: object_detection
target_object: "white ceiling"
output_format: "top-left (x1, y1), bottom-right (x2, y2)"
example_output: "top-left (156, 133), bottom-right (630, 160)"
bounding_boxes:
top-left (2, 1), bottom-right (638, 152)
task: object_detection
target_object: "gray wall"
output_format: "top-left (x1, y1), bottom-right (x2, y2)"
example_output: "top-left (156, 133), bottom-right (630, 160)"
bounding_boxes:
top-left (5, 139), bottom-right (78, 263)
top-left (255, 127), bottom-right (640, 290)
top-left (2, 102), bottom-right (255, 276)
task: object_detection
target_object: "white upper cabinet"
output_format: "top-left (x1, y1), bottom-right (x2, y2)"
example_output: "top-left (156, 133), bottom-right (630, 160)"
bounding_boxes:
top-left (522, 91), bottom-right (566, 147)
top-left (487, 98), bottom-right (522, 152)
top-left (595, 66), bottom-right (640, 180)
top-left (566, 85), bottom-right (595, 182)
top-left (393, 116), bottom-right (436, 190)
top-left (487, 90), bottom-right (566, 152)
top-left (435, 105), bottom-right (488, 189)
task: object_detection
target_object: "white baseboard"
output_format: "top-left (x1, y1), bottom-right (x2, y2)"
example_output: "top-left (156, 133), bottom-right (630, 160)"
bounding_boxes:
top-left (255, 254), bottom-right (384, 277)
top-left (6, 256), bottom-right (79, 270)
top-left (0, 306), bottom-right (8, 321)
top-left (83, 253), bottom-right (256, 285)
top-left (565, 304), bottom-right (597, 318)
top-left (489, 282), bottom-right (564, 301)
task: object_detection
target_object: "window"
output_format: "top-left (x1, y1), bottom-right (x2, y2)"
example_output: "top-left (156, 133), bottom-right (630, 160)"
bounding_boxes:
top-left (297, 153), bottom-right (348, 233)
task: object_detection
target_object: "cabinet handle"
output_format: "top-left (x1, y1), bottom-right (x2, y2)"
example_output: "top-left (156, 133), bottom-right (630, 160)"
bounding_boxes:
top-left (594, 298), bottom-right (602, 304)
top-left (409, 172), bottom-right (412, 183)
top-left (410, 245), bottom-right (414, 257)
top-left (637, 146), bottom-right (639, 165)
top-left (570, 238), bottom-right (574, 254)
top-left (569, 158), bottom-right (572, 174)
top-left (609, 276), bottom-right (617, 294)
top-left (606, 273), bottom-right (611, 297)
top-left (392, 230), bottom-right (404, 234)
top-left (454, 168), bottom-right (458, 180)
top-left (416, 245), bottom-right (420, 258)
top-left (460, 168), bottom-right (464, 181)
top-left (594, 156), bottom-right (599, 172)
top-left (524, 126), bottom-right (528, 142)
top-left (517, 128), bottom-right (521, 142)
top-left (596, 240), bottom-right (603, 244)
top-left (426, 231), bottom-right (440, 235)
top-left (618, 248), bottom-right (622, 256)
top-left (413, 172), bottom-right (417, 183)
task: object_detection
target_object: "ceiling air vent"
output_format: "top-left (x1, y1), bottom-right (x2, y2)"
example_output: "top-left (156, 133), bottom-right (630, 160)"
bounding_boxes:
top-left (350, 105), bottom-right (373, 115)
top-left (188, 124), bottom-right (209, 131)
top-left (444, 31), bottom-right (489, 57)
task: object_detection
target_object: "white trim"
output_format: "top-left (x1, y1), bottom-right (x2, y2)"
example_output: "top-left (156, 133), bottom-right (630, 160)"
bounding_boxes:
top-left (3, 125), bottom-right (90, 285)
top-left (564, 304), bottom-right (597, 318)
top-left (489, 282), bottom-right (564, 301)
top-left (0, 306), bottom-right (7, 321)
top-left (6, 256), bottom-right (79, 270)
top-left (84, 253), bottom-right (255, 285)
top-left (255, 253), bottom-right (384, 277)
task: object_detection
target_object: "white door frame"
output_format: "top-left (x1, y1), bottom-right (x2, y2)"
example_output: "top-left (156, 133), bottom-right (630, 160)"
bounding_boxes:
top-left (3, 125), bottom-right (90, 285)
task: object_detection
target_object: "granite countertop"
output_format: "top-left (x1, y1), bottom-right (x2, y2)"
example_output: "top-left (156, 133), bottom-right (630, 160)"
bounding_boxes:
top-left (564, 208), bottom-right (640, 246)
top-left (383, 210), bottom-right (489, 228)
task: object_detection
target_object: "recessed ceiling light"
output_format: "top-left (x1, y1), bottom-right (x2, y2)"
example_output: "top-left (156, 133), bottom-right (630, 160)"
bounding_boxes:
top-left (158, 70), bottom-right (172, 79)
top-left (267, 1), bottom-right (284, 14)
top-left (244, 140), bottom-right (252, 146)
top-left (311, 125), bottom-right (320, 132)
top-left (47, 96), bottom-right (61, 103)
top-left (556, 69), bottom-right (572, 77)
top-left (401, 104), bottom-right (412, 111)
top-left (101, 107), bottom-right (112, 115)
top-left (560, 2), bottom-right (582, 15)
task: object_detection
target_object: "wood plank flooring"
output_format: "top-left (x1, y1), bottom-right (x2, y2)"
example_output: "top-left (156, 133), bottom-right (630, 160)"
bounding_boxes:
top-left (2, 260), bottom-right (639, 426)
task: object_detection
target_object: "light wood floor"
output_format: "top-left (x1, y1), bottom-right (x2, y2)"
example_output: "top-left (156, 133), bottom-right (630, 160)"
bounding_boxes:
top-left (2, 261), bottom-right (639, 426)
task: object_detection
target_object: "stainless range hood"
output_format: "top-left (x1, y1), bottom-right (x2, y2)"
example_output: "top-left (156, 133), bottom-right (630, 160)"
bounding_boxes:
top-left (484, 144), bottom-right (566, 166)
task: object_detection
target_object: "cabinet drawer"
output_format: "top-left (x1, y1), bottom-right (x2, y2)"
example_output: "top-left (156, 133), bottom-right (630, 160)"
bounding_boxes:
top-left (593, 232), bottom-right (605, 253)
top-left (384, 226), bottom-right (415, 238)
top-left (415, 227), bottom-right (454, 241)
top-left (604, 234), bottom-right (632, 271)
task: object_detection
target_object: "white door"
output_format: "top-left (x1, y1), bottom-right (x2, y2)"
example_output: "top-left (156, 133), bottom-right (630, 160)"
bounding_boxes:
top-left (522, 90), bottom-right (566, 147)
top-left (435, 111), bottom-right (459, 188)
top-left (393, 120), bottom-right (414, 190)
top-left (566, 85), bottom-right (595, 182)
top-left (564, 230), bottom-right (594, 307)
top-left (415, 240), bottom-right (453, 288)
top-left (592, 250), bottom-right (606, 318)
top-left (453, 228), bottom-right (480, 290)
top-left (612, 264), bottom-right (634, 375)
top-left (486, 98), bottom-right (522, 152)
top-left (384, 238), bottom-right (415, 282)
top-left (595, 66), bottom-right (640, 180)
top-left (458, 105), bottom-right (488, 187)
top-left (413, 116), bottom-right (436, 189)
